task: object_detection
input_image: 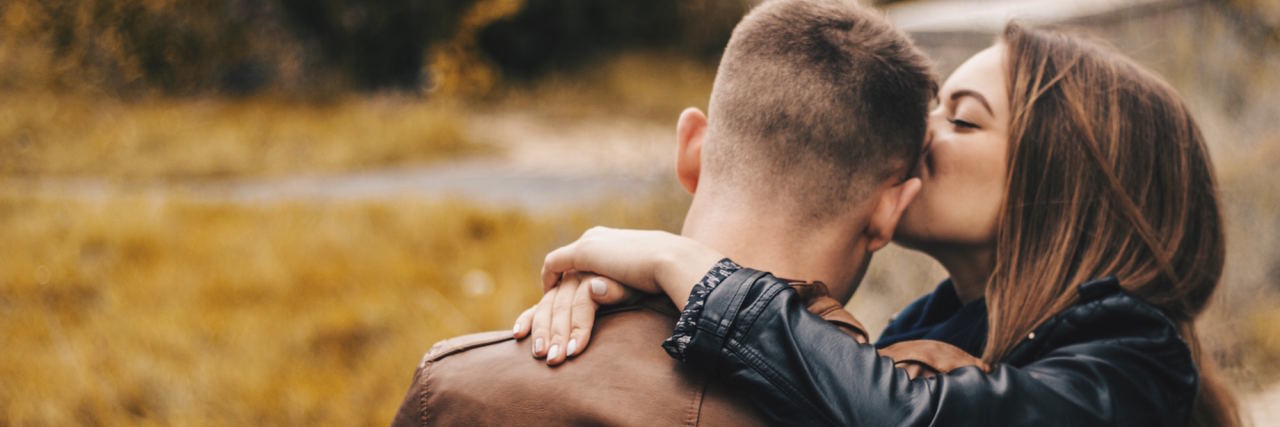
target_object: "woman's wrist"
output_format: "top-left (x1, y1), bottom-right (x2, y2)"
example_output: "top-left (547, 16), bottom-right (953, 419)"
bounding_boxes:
top-left (654, 235), bottom-right (725, 305)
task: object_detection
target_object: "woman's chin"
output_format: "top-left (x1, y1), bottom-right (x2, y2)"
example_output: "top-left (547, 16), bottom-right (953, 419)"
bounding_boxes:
top-left (889, 230), bottom-right (930, 253)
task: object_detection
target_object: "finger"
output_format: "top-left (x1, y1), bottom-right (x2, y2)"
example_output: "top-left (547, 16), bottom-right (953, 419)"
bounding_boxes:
top-left (540, 262), bottom-right (562, 293)
top-left (529, 288), bottom-right (556, 358)
top-left (541, 243), bottom-right (577, 292)
top-left (546, 273), bottom-right (580, 366)
top-left (582, 225), bottom-right (612, 237)
top-left (542, 230), bottom-right (610, 291)
top-left (584, 275), bottom-right (639, 306)
top-left (567, 275), bottom-right (600, 359)
top-left (512, 306), bottom-right (535, 339)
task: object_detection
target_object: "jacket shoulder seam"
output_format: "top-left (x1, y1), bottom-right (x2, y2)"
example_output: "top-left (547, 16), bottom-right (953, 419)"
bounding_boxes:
top-left (423, 331), bottom-right (514, 363)
top-left (416, 358), bottom-right (435, 427)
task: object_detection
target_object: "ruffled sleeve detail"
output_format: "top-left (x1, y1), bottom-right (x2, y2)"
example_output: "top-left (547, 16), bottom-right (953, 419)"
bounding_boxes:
top-left (661, 258), bottom-right (741, 361)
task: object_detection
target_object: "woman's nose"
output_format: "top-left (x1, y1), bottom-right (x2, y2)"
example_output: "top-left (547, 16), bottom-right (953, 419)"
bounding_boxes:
top-left (925, 107), bottom-right (946, 129)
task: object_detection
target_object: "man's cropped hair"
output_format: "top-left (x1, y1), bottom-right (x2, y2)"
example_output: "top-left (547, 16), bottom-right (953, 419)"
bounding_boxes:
top-left (706, 0), bottom-right (937, 215)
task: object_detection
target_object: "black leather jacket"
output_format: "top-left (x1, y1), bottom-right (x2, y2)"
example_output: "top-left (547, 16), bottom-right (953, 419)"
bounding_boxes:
top-left (680, 268), bottom-right (1198, 426)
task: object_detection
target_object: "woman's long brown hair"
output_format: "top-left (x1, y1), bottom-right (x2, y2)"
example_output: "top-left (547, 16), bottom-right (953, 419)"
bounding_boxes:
top-left (985, 23), bottom-right (1239, 426)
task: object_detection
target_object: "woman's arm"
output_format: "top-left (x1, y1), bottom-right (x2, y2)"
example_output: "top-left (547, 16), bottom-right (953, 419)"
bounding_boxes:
top-left (539, 227), bottom-right (725, 309)
top-left (535, 227), bottom-right (1197, 425)
top-left (685, 268), bottom-right (1198, 427)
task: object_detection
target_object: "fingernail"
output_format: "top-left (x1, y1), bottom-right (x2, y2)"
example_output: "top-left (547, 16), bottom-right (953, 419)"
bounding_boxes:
top-left (590, 278), bottom-right (607, 296)
top-left (513, 323), bottom-right (521, 335)
top-left (547, 344), bottom-right (560, 361)
top-left (567, 339), bottom-right (578, 357)
top-left (534, 338), bottom-right (545, 354)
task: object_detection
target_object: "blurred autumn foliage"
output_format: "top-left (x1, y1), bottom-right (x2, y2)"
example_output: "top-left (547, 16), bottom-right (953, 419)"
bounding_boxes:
top-left (0, 0), bottom-right (747, 97)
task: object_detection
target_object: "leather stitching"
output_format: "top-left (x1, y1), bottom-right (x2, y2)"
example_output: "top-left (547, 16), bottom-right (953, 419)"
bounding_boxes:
top-left (417, 359), bottom-right (434, 427)
top-left (727, 339), bottom-right (841, 427)
top-left (423, 331), bottom-right (513, 363)
top-left (687, 376), bottom-right (709, 426)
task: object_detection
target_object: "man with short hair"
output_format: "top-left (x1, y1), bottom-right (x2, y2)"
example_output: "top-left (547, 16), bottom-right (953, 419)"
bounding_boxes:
top-left (391, 1), bottom-right (946, 425)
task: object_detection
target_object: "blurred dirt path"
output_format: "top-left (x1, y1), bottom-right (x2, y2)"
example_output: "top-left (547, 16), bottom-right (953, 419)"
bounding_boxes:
top-left (11, 111), bottom-right (677, 210)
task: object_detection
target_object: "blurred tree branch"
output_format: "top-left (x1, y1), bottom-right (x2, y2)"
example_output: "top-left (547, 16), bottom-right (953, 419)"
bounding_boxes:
top-left (429, 0), bottom-right (525, 97)
top-left (0, 0), bottom-right (748, 96)
top-left (1211, 0), bottom-right (1280, 51)
top-left (475, 0), bottom-right (747, 80)
top-left (278, 0), bottom-right (473, 91)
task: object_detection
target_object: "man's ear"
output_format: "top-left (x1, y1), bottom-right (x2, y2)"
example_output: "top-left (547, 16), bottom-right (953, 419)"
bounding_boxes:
top-left (866, 177), bottom-right (923, 252)
top-left (676, 108), bottom-right (708, 195)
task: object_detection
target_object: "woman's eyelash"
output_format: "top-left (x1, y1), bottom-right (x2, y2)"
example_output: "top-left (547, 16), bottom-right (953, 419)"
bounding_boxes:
top-left (948, 118), bottom-right (977, 129)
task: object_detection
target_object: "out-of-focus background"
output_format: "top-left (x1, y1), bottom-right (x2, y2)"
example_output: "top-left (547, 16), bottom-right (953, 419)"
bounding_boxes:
top-left (0, 0), bottom-right (1276, 425)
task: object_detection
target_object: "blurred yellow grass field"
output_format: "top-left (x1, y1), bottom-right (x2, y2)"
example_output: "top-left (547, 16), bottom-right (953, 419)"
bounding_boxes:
top-left (0, 193), bottom-right (687, 425)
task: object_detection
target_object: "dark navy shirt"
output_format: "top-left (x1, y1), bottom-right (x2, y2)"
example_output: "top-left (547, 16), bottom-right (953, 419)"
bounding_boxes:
top-left (875, 279), bottom-right (988, 357)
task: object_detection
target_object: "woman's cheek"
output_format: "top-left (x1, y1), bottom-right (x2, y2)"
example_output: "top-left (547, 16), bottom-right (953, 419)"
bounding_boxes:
top-left (898, 185), bottom-right (945, 243)
top-left (953, 175), bottom-right (1004, 245)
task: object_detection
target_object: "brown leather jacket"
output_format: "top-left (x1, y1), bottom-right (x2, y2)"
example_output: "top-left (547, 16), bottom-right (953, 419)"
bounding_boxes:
top-left (390, 283), bottom-right (982, 426)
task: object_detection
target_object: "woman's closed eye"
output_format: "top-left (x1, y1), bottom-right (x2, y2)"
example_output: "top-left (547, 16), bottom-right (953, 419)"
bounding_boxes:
top-left (948, 117), bottom-right (979, 130)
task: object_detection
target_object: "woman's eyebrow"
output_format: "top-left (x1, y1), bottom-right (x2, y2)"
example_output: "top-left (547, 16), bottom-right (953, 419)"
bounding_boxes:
top-left (950, 89), bottom-right (994, 115)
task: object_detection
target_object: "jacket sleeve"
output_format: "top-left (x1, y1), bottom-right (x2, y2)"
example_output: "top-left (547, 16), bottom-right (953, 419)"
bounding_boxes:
top-left (681, 268), bottom-right (1198, 427)
top-left (390, 360), bottom-right (430, 427)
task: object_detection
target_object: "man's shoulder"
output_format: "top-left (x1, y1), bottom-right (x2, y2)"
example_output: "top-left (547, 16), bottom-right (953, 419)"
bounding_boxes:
top-left (391, 301), bottom-right (702, 426)
top-left (420, 300), bottom-right (678, 367)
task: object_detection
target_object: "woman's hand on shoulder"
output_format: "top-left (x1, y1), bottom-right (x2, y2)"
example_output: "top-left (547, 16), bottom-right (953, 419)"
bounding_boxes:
top-left (514, 226), bottom-right (725, 365)
top-left (512, 271), bottom-right (636, 365)
top-left (540, 226), bottom-right (724, 304)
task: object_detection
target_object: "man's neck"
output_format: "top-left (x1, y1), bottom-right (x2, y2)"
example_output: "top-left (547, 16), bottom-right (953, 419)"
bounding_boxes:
top-left (680, 193), bottom-right (869, 302)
